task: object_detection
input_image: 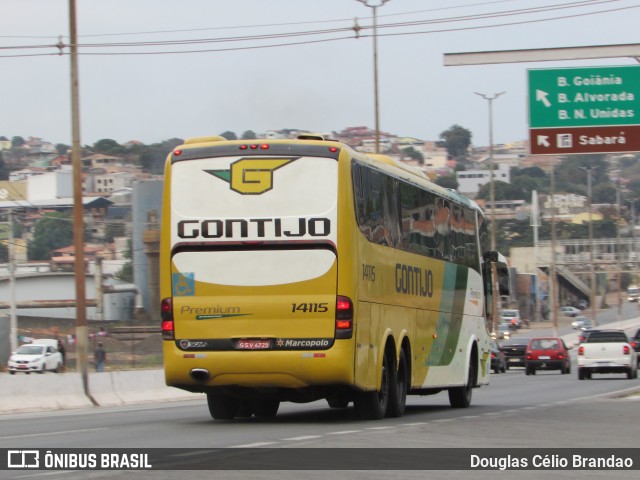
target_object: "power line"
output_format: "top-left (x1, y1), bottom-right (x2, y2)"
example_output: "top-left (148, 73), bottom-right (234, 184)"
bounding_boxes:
top-left (0, 0), bottom-right (523, 40)
top-left (0, 0), bottom-right (633, 58)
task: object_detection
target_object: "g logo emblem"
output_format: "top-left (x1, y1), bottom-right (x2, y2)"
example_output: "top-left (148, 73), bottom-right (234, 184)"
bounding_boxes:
top-left (205, 157), bottom-right (296, 195)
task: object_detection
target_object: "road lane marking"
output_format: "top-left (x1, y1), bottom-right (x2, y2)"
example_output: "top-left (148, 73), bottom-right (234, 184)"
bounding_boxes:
top-left (11, 471), bottom-right (83, 479)
top-left (0, 428), bottom-right (108, 440)
top-left (326, 430), bottom-right (362, 435)
top-left (282, 435), bottom-right (322, 441)
top-left (230, 442), bottom-right (278, 448)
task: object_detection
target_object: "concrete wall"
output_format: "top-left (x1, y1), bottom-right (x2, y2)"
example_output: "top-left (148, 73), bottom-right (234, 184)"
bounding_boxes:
top-left (0, 369), bottom-right (198, 414)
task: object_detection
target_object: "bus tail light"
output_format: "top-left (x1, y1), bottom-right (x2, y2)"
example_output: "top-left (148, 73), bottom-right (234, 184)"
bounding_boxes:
top-left (161, 297), bottom-right (175, 340)
top-left (335, 295), bottom-right (353, 339)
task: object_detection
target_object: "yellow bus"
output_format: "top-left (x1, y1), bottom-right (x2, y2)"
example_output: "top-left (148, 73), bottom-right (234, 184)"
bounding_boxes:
top-left (160, 134), bottom-right (509, 420)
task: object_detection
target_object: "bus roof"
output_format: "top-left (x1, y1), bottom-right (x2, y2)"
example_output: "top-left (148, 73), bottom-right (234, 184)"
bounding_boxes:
top-left (172, 134), bottom-right (482, 215)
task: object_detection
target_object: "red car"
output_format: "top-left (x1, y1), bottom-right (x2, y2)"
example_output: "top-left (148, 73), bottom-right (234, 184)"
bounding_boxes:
top-left (525, 337), bottom-right (571, 375)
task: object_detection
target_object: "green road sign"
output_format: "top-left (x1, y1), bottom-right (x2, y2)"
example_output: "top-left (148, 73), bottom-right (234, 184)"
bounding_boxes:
top-left (528, 65), bottom-right (640, 128)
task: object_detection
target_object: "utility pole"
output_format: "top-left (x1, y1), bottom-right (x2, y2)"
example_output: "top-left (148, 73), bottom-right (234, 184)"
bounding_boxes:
top-left (616, 180), bottom-right (622, 322)
top-left (356, 0), bottom-right (390, 154)
top-left (69, 0), bottom-right (93, 403)
top-left (475, 91), bottom-right (505, 251)
top-left (7, 209), bottom-right (17, 353)
top-left (550, 165), bottom-right (558, 337)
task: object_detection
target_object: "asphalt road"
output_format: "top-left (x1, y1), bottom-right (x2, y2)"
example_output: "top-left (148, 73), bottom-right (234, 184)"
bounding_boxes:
top-left (1, 302), bottom-right (638, 480)
top-left (1, 356), bottom-right (639, 480)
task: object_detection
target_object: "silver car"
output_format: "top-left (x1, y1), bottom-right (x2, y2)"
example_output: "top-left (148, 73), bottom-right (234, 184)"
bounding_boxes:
top-left (571, 316), bottom-right (593, 330)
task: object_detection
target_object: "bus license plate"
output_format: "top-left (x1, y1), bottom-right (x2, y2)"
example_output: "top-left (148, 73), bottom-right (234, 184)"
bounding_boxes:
top-left (236, 339), bottom-right (271, 350)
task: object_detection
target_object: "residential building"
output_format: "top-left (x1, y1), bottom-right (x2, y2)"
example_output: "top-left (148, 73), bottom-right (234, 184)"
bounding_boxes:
top-left (456, 163), bottom-right (510, 198)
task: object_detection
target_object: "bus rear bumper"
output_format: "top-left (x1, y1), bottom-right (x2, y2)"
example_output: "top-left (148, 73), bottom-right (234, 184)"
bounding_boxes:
top-left (163, 342), bottom-right (355, 394)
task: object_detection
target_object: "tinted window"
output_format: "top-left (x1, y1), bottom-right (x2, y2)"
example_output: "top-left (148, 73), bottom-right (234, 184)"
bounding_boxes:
top-left (354, 161), bottom-right (482, 272)
top-left (587, 332), bottom-right (628, 343)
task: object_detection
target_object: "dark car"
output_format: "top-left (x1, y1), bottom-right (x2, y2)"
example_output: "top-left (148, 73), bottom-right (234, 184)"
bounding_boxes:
top-left (500, 337), bottom-right (531, 368)
top-left (525, 337), bottom-right (571, 375)
top-left (631, 328), bottom-right (640, 367)
top-left (490, 340), bottom-right (507, 374)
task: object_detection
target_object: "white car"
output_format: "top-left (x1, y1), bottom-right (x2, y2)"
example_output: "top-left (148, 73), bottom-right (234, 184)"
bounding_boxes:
top-left (499, 309), bottom-right (521, 328)
top-left (7, 343), bottom-right (64, 374)
top-left (560, 306), bottom-right (581, 317)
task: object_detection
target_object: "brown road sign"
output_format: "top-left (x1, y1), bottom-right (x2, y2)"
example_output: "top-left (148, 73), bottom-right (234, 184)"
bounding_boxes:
top-left (529, 125), bottom-right (640, 155)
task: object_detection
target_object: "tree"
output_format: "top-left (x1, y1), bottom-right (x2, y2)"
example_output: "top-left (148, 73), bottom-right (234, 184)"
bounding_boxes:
top-left (439, 125), bottom-right (472, 163)
top-left (220, 131), bottom-right (237, 140)
top-left (138, 138), bottom-right (183, 174)
top-left (94, 138), bottom-right (124, 155)
top-left (0, 151), bottom-right (8, 180)
top-left (27, 212), bottom-right (74, 260)
top-left (55, 143), bottom-right (70, 155)
top-left (401, 146), bottom-right (424, 164)
top-left (554, 154), bottom-right (609, 197)
top-left (115, 239), bottom-right (133, 283)
top-left (434, 175), bottom-right (458, 190)
top-left (241, 130), bottom-right (257, 140)
top-left (11, 136), bottom-right (25, 148)
top-left (476, 180), bottom-right (524, 201)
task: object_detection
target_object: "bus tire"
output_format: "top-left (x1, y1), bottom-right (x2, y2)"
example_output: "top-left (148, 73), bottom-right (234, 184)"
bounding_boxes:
top-left (207, 394), bottom-right (238, 420)
top-left (252, 398), bottom-right (280, 419)
top-left (236, 400), bottom-right (253, 418)
top-left (354, 349), bottom-right (391, 420)
top-left (386, 348), bottom-right (407, 418)
top-left (448, 353), bottom-right (475, 409)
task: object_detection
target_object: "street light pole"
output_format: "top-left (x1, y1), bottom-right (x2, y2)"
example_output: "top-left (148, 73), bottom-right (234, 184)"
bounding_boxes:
top-left (475, 91), bottom-right (505, 251)
top-left (357, 0), bottom-right (390, 154)
top-left (580, 167), bottom-right (597, 326)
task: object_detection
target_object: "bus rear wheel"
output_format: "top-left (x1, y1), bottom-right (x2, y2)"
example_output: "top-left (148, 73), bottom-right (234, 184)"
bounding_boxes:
top-left (207, 394), bottom-right (238, 420)
top-left (386, 348), bottom-right (408, 418)
top-left (354, 349), bottom-right (391, 420)
top-left (449, 353), bottom-right (475, 408)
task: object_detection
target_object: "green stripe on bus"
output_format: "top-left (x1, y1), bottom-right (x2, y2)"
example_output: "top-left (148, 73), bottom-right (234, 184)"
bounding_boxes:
top-left (426, 264), bottom-right (468, 366)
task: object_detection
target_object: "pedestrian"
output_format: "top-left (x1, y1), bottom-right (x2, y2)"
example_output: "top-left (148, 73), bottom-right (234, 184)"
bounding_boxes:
top-left (57, 339), bottom-right (66, 369)
top-left (95, 342), bottom-right (106, 372)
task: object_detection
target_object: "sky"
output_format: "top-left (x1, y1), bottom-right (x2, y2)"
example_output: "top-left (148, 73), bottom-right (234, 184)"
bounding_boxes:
top-left (1, 0), bottom-right (639, 148)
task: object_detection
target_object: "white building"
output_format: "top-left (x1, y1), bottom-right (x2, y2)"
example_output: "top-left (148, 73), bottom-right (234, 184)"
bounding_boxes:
top-left (456, 163), bottom-right (510, 198)
top-left (27, 167), bottom-right (73, 201)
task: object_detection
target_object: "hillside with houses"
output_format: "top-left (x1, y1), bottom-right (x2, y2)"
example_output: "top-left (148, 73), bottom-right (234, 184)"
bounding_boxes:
top-left (0, 127), bottom-right (639, 355)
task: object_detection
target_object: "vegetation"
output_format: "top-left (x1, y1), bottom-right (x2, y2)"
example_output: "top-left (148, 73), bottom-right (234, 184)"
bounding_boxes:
top-left (27, 212), bottom-right (75, 260)
top-left (115, 239), bottom-right (133, 283)
top-left (439, 124), bottom-right (472, 163)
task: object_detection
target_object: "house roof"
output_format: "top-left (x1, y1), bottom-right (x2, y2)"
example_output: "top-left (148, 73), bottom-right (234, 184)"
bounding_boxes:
top-left (0, 197), bottom-right (113, 209)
